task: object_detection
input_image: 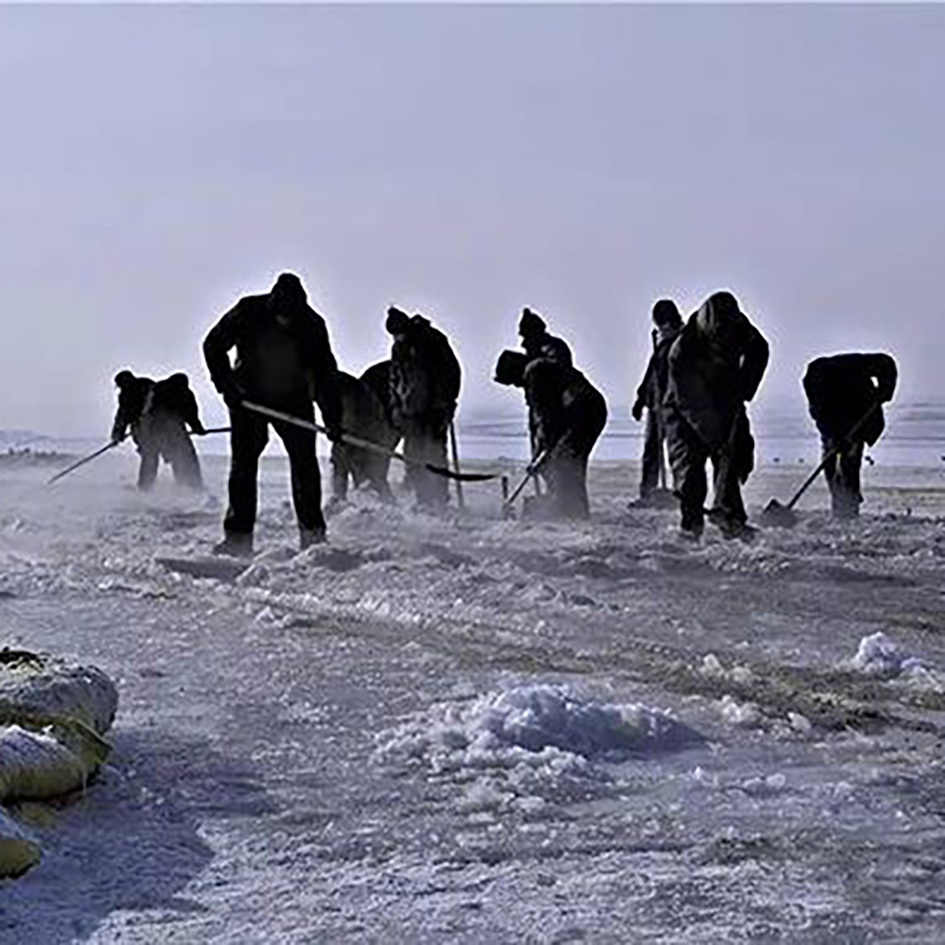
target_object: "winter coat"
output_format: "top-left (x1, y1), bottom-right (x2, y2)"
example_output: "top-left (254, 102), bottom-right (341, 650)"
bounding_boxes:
top-left (803, 353), bottom-right (897, 446)
top-left (523, 358), bottom-right (608, 457)
top-left (389, 315), bottom-right (461, 431)
top-left (522, 331), bottom-right (573, 369)
top-left (203, 293), bottom-right (342, 428)
top-left (665, 294), bottom-right (769, 451)
top-left (149, 375), bottom-right (203, 433)
top-left (634, 323), bottom-right (683, 414)
top-left (111, 376), bottom-right (155, 443)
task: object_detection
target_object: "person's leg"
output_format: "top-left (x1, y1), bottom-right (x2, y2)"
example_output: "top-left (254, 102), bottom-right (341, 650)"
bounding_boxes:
top-left (329, 441), bottom-right (349, 504)
top-left (274, 403), bottom-right (326, 545)
top-left (165, 423), bottom-right (203, 490)
top-left (639, 408), bottom-right (661, 498)
top-left (137, 443), bottom-right (159, 491)
top-left (664, 406), bottom-right (708, 537)
top-left (219, 410), bottom-right (268, 553)
top-left (833, 440), bottom-right (865, 519)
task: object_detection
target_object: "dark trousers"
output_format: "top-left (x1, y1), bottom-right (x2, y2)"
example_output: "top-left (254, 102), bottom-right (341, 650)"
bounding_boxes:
top-left (137, 418), bottom-right (203, 491)
top-left (639, 407), bottom-right (667, 497)
top-left (224, 402), bottom-right (325, 537)
top-left (330, 442), bottom-right (393, 503)
top-left (402, 416), bottom-right (450, 507)
top-left (664, 406), bottom-right (747, 534)
top-left (822, 436), bottom-right (864, 519)
top-left (539, 392), bottom-right (607, 520)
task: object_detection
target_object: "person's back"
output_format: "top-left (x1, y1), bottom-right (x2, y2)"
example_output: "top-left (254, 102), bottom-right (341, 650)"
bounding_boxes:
top-left (803, 353), bottom-right (897, 445)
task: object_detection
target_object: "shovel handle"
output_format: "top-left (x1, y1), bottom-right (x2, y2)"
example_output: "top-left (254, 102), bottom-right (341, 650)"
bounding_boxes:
top-left (784, 400), bottom-right (881, 511)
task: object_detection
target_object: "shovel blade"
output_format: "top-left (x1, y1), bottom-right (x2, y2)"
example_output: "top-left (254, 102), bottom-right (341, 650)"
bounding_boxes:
top-left (759, 499), bottom-right (798, 528)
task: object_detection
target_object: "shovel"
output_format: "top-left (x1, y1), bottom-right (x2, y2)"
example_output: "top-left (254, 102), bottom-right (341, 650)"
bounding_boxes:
top-left (760, 401), bottom-right (881, 527)
top-left (242, 401), bottom-right (496, 483)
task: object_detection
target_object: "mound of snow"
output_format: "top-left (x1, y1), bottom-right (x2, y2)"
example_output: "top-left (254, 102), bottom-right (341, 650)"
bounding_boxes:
top-left (849, 632), bottom-right (929, 678)
top-left (379, 684), bottom-right (703, 772)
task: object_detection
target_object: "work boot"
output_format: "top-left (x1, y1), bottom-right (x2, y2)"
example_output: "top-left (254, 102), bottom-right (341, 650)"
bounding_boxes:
top-left (299, 527), bottom-right (327, 551)
top-left (212, 533), bottom-right (254, 558)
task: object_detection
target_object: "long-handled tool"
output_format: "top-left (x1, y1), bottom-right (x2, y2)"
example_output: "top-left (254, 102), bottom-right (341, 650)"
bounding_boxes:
top-left (242, 401), bottom-right (495, 483)
top-left (448, 419), bottom-right (465, 509)
top-left (197, 426), bottom-right (232, 435)
top-left (760, 401), bottom-right (881, 528)
top-left (501, 443), bottom-right (558, 512)
top-left (47, 440), bottom-right (122, 485)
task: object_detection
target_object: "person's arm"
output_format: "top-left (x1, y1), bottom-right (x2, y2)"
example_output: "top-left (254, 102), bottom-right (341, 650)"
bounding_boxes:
top-left (738, 323), bottom-right (770, 403)
top-left (307, 314), bottom-right (343, 437)
top-left (183, 388), bottom-right (205, 434)
top-left (110, 398), bottom-right (129, 443)
top-left (203, 302), bottom-right (243, 402)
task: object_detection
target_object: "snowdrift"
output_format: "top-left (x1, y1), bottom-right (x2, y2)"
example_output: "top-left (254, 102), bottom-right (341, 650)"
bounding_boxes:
top-left (0, 647), bottom-right (118, 878)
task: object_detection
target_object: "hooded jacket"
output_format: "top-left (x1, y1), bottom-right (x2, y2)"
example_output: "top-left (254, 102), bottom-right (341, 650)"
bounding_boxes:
top-left (389, 315), bottom-right (461, 428)
top-left (665, 293), bottom-right (769, 449)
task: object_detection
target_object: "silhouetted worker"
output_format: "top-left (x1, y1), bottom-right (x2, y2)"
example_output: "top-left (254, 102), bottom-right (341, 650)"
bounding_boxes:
top-left (328, 361), bottom-right (399, 509)
top-left (386, 307), bottom-right (461, 509)
top-left (112, 371), bottom-right (205, 491)
top-left (204, 272), bottom-right (342, 556)
top-left (663, 291), bottom-right (769, 540)
top-left (494, 351), bottom-right (608, 520)
top-left (519, 308), bottom-right (573, 367)
top-left (803, 352), bottom-right (898, 519)
top-left (630, 300), bottom-right (684, 506)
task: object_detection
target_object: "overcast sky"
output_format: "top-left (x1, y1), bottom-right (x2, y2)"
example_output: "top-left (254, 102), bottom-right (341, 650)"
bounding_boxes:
top-left (1, 4), bottom-right (942, 435)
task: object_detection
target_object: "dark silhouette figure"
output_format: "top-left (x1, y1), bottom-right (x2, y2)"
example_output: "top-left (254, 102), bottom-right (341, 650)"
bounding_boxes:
top-left (386, 307), bottom-right (461, 509)
top-left (329, 361), bottom-right (399, 508)
top-left (494, 350), bottom-right (608, 520)
top-left (518, 308), bottom-right (573, 368)
top-left (663, 292), bottom-right (769, 539)
top-left (112, 371), bottom-right (204, 491)
top-left (630, 300), bottom-right (684, 505)
top-left (803, 353), bottom-right (898, 519)
top-left (203, 272), bottom-right (342, 556)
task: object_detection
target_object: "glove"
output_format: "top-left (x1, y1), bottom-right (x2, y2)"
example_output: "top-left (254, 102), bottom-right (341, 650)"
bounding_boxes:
top-left (191, 423), bottom-right (207, 436)
top-left (631, 400), bottom-right (644, 422)
top-left (325, 423), bottom-right (343, 444)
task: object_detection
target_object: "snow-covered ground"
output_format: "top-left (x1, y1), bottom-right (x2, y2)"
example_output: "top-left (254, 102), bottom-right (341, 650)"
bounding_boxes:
top-left (3, 448), bottom-right (945, 942)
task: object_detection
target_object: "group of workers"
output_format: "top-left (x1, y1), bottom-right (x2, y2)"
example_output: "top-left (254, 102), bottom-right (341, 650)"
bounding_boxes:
top-left (110, 272), bottom-right (898, 554)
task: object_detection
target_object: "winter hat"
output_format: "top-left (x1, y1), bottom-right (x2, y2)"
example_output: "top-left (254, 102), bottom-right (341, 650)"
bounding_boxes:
top-left (518, 308), bottom-right (546, 338)
top-left (652, 299), bottom-right (682, 328)
top-left (386, 306), bottom-right (411, 335)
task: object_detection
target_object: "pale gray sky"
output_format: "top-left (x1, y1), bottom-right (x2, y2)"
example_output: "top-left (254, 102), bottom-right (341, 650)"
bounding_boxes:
top-left (1, 4), bottom-right (942, 435)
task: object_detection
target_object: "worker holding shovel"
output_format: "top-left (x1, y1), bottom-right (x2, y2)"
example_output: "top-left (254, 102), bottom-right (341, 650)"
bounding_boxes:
top-left (203, 272), bottom-right (343, 557)
top-left (801, 352), bottom-right (898, 520)
top-left (663, 291), bottom-right (769, 541)
top-left (493, 350), bottom-right (607, 520)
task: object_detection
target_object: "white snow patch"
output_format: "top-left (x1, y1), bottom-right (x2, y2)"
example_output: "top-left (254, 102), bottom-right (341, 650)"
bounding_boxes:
top-left (849, 632), bottom-right (930, 677)
top-left (378, 684), bottom-right (703, 783)
top-left (716, 695), bottom-right (764, 728)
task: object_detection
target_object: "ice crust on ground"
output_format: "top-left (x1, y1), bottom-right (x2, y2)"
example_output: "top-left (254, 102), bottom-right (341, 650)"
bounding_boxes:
top-left (848, 631), bottom-right (945, 690)
top-left (4, 455), bottom-right (945, 940)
